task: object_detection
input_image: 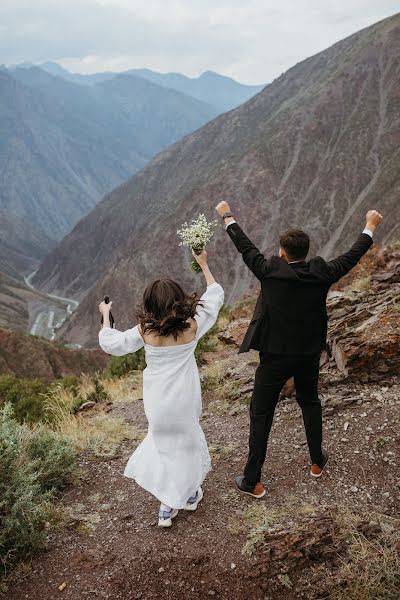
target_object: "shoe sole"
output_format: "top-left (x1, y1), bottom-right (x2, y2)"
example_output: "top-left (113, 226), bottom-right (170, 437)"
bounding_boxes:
top-left (235, 483), bottom-right (266, 499)
top-left (310, 454), bottom-right (329, 479)
top-left (158, 509), bottom-right (178, 527)
top-left (183, 487), bottom-right (204, 511)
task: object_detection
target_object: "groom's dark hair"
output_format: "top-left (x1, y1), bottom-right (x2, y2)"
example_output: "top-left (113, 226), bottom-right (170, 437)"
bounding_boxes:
top-left (279, 229), bottom-right (310, 261)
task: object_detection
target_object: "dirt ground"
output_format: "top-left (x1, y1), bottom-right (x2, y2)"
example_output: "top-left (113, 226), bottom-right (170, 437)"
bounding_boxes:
top-left (2, 350), bottom-right (399, 600)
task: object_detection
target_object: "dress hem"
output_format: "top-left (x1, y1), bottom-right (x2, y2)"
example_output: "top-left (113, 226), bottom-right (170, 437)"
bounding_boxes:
top-left (123, 465), bottom-right (212, 509)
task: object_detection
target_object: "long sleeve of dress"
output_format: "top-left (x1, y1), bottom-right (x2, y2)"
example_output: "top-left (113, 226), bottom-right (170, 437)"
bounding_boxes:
top-left (195, 282), bottom-right (224, 339)
top-left (99, 325), bottom-right (144, 356)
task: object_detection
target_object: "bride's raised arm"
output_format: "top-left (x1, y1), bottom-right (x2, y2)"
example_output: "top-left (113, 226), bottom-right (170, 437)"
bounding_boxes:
top-left (192, 249), bottom-right (224, 339)
top-left (98, 300), bottom-right (144, 355)
top-left (99, 324), bottom-right (144, 356)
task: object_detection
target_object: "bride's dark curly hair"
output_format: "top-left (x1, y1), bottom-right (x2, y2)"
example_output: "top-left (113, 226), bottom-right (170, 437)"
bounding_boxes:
top-left (136, 279), bottom-right (202, 340)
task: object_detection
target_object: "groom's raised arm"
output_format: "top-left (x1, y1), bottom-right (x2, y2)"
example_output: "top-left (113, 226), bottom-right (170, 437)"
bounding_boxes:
top-left (326, 210), bottom-right (383, 282)
top-left (215, 201), bottom-right (270, 280)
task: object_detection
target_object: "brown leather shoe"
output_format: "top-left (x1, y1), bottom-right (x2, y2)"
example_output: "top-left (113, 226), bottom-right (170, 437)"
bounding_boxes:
top-left (310, 448), bottom-right (329, 478)
top-left (235, 475), bottom-right (266, 498)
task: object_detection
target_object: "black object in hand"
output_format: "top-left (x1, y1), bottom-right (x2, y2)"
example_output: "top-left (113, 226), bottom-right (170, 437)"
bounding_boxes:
top-left (101, 295), bottom-right (115, 328)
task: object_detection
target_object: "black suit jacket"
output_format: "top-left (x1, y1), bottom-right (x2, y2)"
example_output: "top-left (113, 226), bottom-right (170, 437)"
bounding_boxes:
top-left (226, 223), bottom-right (373, 355)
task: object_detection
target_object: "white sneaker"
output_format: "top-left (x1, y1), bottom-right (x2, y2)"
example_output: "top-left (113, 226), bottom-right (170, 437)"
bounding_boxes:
top-left (158, 507), bottom-right (178, 528)
top-left (183, 487), bottom-right (203, 511)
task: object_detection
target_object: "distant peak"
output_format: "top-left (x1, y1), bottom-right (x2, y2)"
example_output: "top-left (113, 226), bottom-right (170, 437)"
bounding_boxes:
top-left (40, 61), bottom-right (71, 75)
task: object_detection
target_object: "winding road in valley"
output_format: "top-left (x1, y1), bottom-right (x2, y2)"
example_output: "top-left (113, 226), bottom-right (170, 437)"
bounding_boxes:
top-left (24, 270), bottom-right (80, 342)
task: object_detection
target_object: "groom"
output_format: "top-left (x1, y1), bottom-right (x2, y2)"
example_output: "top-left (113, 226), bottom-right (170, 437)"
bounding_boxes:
top-left (215, 201), bottom-right (383, 498)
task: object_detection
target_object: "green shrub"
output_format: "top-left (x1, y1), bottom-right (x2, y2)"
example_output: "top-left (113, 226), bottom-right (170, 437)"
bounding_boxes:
top-left (195, 304), bottom-right (229, 364)
top-left (105, 348), bottom-right (146, 378)
top-left (84, 377), bottom-right (111, 405)
top-left (0, 403), bottom-right (76, 571)
top-left (0, 374), bottom-right (49, 424)
top-left (26, 427), bottom-right (76, 491)
top-left (195, 328), bottom-right (218, 364)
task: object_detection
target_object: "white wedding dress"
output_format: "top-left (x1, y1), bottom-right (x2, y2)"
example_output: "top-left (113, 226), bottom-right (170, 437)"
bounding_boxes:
top-left (99, 282), bottom-right (224, 509)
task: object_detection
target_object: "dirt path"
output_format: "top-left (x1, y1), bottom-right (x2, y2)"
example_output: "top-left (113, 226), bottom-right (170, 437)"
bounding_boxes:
top-left (3, 352), bottom-right (399, 600)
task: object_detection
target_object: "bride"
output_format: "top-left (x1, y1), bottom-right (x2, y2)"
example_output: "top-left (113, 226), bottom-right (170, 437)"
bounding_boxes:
top-left (98, 249), bottom-right (224, 527)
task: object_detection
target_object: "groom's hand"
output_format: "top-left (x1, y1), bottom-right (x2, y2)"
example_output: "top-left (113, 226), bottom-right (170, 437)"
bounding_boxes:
top-left (365, 210), bottom-right (383, 232)
top-left (216, 201), bottom-right (231, 217)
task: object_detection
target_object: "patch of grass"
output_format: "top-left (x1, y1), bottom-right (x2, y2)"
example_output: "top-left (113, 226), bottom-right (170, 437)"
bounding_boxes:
top-left (195, 304), bottom-right (230, 364)
top-left (222, 379), bottom-right (242, 401)
top-left (228, 498), bottom-right (318, 555)
top-left (202, 362), bottom-right (225, 389)
top-left (209, 443), bottom-right (236, 460)
top-left (208, 398), bottom-right (231, 415)
top-left (47, 407), bottom-right (141, 457)
top-left (376, 436), bottom-right (389, 448)
top-left (84, 414), bottom-right (143, 457)
top-left (228, 504), bottom-right (271, 554)
top-left (229, 498), bottom-right (400, 599)
top-left (84, 377), bottom-right (111, 405)
top-left (102, 372), bottom-right (143, 404)
top-left (330, 512), bottom-right (400, 600)
top-left (64, 503), bottom-right (101, 535)
top-left (350, 275), bottom-right (372, 291)
top-left (43, 384), bottom-right (143, 457)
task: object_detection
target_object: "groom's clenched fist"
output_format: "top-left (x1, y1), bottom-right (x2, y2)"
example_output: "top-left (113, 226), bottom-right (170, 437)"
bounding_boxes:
top-left (216, 201), bottom-right (231, 217)
top-left (366, 210), bottom-right (383, 231)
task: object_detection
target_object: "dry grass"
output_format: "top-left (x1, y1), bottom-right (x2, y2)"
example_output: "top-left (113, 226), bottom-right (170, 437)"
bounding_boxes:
top-left (350, 275), bottom-right (372, 291)
top-left (227, 503), bottom-right (271, 553)
top-left (228, 498), bottom-right (400, 598)
top-left (227, 497), bottom-right (316, 555)
top-left (77, 373), bottom-right (96, 397)
top-left (43, 384), bottom-right (144, 457)
top-left (202, 358), bottom-right (245, 415)
top-left (202, 362), bottom-right (225, 389)
top-left (208, 443), bottom-right (236, 460)
top-left (329, 510), bottom-right (400, 600)
top-left (207, 398), bottom-right (231, 415)
top-left (63, 502), bottom-right (102, 535)
top-left (102, 372), bottom-right (143, 404)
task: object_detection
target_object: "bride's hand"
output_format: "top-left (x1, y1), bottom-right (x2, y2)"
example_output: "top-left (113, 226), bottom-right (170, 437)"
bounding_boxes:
top-left (99, 300), bottom-right (112, 314)
top-left (192, 248), bottom-right (208, 268)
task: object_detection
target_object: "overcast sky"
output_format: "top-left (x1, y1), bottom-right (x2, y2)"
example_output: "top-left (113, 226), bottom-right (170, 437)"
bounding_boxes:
top-left (2, 0), bottom-right (399, 84)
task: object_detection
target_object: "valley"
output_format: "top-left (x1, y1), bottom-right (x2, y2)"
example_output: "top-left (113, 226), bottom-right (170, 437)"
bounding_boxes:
top-left (24, 270), bottom-right (80, 342)
top-left (31, 13), bottom-right (400, 348)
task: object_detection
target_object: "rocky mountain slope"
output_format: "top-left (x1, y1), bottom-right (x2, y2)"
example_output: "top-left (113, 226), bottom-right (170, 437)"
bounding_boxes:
top-left (0, 327), bottom-right (107, 380)
top-left (0, 66), bottom-right (218, 244)
top-left (0, 210), bottom-right (54, 278)
top-left (34, 13), bottom-right (400, 347)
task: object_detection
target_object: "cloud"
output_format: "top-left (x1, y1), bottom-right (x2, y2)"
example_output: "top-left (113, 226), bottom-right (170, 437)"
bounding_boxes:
top-left (1, 0), bottom-right (399, 83)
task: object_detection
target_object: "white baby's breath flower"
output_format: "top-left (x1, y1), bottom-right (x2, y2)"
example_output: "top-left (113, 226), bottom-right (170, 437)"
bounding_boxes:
top-left (177, 213), bottom-right (218, 249)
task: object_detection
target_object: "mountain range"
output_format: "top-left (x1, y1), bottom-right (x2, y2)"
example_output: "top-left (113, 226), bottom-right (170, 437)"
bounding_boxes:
top-left (38, 62), bottom-right (265, 113)
top-left (32, 13), bottom-right (400, 348)
top-left (0, 65), bottom-right (223, 252)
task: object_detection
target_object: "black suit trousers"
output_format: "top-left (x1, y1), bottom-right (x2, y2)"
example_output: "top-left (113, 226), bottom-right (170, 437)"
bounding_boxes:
top-left (243, 352), bottom-right (323, 487)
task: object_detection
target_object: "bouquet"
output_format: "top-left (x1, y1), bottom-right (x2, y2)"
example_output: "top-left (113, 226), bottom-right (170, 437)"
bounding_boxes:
top-left (177, 213), bottom-right (218, 272)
